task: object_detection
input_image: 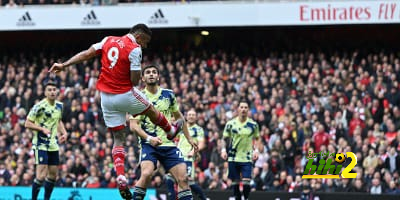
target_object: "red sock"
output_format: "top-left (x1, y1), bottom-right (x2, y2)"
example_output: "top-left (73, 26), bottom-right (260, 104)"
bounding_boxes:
top-left (151, 112), bottom-right (171, 133)
top-left (112, 146), bottom-right (126, 176)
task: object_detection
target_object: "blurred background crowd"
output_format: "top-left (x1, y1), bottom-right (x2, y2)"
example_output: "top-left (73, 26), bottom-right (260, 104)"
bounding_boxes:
top-left (0, 45), bottom-right (399, 195)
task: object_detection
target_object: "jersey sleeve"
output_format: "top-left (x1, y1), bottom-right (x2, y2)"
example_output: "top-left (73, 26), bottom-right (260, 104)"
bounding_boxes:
top-left (56, 102), bottom-right (63, 120)
top-left (253, 122), bottom-right (260, 139)
top-left (197, 127), bottom-right (205, 142)
top-left (27, 104), bottom-right (41, 121)
top-left (223, 121), bottom-right (232, 138)
top-left (92, 37), bottom-right (109, 54)
top-left (128, 47), bottom-right (142, 71)
top-left (170, 92), bottom-right (179, 113)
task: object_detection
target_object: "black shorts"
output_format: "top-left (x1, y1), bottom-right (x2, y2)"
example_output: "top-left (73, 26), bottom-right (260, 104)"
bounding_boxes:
top-left (34, 149), bottom-right (59, 165)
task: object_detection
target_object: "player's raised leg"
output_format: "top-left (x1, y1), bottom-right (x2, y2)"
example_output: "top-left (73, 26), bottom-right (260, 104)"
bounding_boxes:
top-left (143, 106), bottom-right (184, 140)
top-left (128, 87), bottom-right (184, 140)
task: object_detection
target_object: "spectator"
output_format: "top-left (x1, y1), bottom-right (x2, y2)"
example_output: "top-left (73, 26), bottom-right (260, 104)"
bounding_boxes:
top-left (197, 173), bottom-right (208, 190)
top-left (312, 124), bottom-right (330, 152)
top-left (260, 162), bottom-right (274, 191)
top-left (325, 179), bottom-right (336, 192)
top-left (268, 150), bottom-right (284, 175)
top-left (203, 162), bottom-right (219, 181)
top-left (336, 178), bottom-right (352, 192)
top-left (352, 179), bottom-right (366, 193)
top-left (363, 149), bottom-right (379, 171)
top-left (286, 175), bottom-right (297, 192)
top-left (4, 0), bottom-right (18, 7)
top-left (83, 165), bottom-right (101, 188)
top-left (385, 181), bottom-right (400, 194)
top-left (208, 172), bottom-right (223, 190)
top-left (252, 167), bottom-right (263, 191)
top-left (70, 157), bottom-right (88, 181)
top-left (269, 178), bottom-right (282, 192)
top-left (152, 175), bottom-right (164, 189)
top-left (385, 147), bottom-right (400, 174)
top-left (370, 178), bottom-right (383, 194)
top-left (313, 180), bottom-right (324, 192)
top-left (282, 139), bottom-right (295, 176)
top-left (0, 161), bottom-right (10, 185)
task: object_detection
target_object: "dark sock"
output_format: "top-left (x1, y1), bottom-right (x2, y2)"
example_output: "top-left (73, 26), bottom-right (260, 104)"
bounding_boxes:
top-left (32, 179), bottom-right (43, 200)
top-left (232, 183), bottom-right (241, 200)
top-left (44, 178), bottom-right (56, 200)
top-left (177, 189), bottom-right (193, 200)
top-left (243, 180), bottom-right (251, 200)
top-left (190, 184), bottom-right (207, 200)
top-left (166, 175), bottom-right (177, 200)
top-left (133, 186), bottom-right (147, 200)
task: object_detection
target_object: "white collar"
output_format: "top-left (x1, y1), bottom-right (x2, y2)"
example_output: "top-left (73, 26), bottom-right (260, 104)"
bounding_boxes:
top-left (127, 34), bottom-right (136, 43)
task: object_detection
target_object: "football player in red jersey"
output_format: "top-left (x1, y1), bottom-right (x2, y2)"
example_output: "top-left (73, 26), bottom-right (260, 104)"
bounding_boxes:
top-left (49, 24), bottom-right (189, 199)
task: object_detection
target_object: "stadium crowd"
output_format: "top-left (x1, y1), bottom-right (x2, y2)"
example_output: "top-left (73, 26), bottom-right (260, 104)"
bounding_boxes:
top-left (0, 49), bottom-right (400, 195)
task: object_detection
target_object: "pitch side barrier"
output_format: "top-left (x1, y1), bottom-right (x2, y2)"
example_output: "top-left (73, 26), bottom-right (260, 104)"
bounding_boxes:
top-left (155, 189), bottom-right (399, 200)
top-left (0, 187), bottom-right (398, 199)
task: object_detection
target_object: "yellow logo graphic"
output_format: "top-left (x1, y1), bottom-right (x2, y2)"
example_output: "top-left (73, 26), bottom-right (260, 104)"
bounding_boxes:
top-left (335, 153), bottom-right (346, 163)
top-left (302, 152), bottom-right (358, 179)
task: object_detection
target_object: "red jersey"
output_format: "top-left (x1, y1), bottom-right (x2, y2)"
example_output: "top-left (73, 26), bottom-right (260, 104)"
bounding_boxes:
top-left (348, 118), bottom-right (365, 137)
top-left (313, 131), bottom-right (330, 152)
top-left (92, 34), bottom-right (142, 94)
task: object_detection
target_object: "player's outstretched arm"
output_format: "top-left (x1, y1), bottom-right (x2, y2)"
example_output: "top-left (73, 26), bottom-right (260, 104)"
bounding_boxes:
top-left (49, 47), bottom-right (97, 73)
top-left (129, 117), bottom-right (162, 147)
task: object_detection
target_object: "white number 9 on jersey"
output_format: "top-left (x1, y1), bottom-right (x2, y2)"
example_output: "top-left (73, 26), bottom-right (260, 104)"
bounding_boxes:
top-left (107, 47), bottom-right (119, 69)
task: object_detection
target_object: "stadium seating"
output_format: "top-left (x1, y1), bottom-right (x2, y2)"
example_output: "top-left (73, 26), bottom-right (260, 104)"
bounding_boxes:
top-left (0, 43), bottom-right (399, 194)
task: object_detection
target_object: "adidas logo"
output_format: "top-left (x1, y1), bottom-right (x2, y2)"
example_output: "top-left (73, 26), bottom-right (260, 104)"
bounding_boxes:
top-left (148, 9), bottom-right (168, 24)
top-left (16, 12), bottom-right (35, 26)
top-left (81, 10), bottom-right (100, 25)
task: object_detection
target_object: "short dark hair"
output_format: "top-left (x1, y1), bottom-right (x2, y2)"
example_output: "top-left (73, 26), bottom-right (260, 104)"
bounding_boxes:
top-left (129, 23), bottom-right (152, 36)
top-left (142, 65), bottom-right (159, 76)
top-left (44, 78), bottom-right (58, 88)
top-left (238, 99), bottom-right (250, 106)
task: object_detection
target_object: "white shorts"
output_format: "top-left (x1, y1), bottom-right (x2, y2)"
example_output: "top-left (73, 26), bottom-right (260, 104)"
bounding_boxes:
top-left (100, 87), bottom-right (151, 128)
